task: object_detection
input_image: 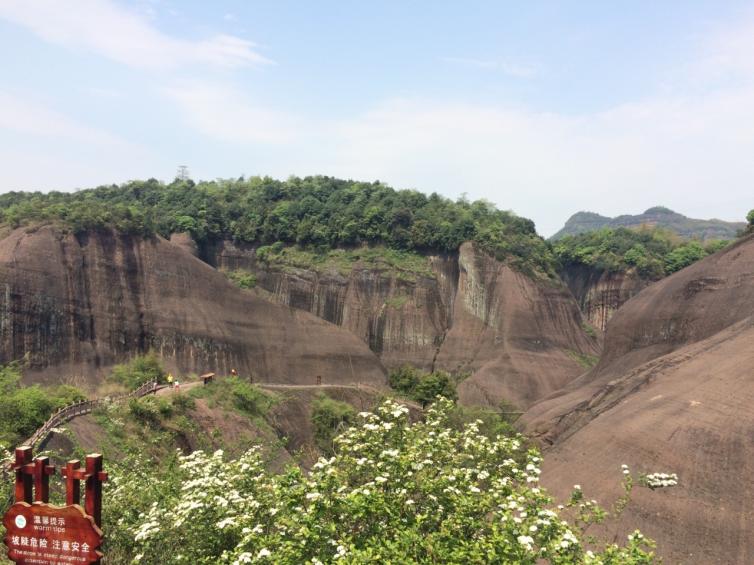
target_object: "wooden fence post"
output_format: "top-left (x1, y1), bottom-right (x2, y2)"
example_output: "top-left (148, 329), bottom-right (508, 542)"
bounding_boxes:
top-left (33, 456), bottom-right (55, 503)
top-left (85, 454), bottom-right (107, 528)
top-left (13, 446), bottom-right (33, 503)
top-left (61, 460), bottom-right (83, 505)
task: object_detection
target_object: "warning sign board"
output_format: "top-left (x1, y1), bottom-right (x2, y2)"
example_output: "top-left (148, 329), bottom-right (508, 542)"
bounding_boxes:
top-left (3, 502), bottom-right (103, 564)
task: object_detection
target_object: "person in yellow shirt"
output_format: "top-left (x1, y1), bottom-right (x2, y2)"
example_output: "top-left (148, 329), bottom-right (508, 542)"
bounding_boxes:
top-left (167, 373), bottom-right (174, 388)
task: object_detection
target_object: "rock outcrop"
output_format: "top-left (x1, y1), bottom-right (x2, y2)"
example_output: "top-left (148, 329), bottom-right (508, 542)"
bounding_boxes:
top-left (206, 240), bottom-right (599, 409)
top-left (205, 239), bottom-right (457, 371)
top-left (441, 243), bottom-right (600, 409)
top-left (522, 234), bottom-right (754, 564)
top-left (0, 226), bottom-right (387, 387)
top-left (559, 265), bottom-right (649, 330)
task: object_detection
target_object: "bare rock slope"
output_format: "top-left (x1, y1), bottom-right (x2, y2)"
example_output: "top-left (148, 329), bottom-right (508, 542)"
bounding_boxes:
top-left (522, 235), bottom-right (754, 564)
top-left (0, 226), bottom-right (386, 387)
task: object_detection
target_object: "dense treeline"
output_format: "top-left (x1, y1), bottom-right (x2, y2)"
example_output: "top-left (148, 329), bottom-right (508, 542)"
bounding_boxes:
top-left (553, 227), bottom-right (729, 280)
top-left (0, 176), bottom-right (555, 276)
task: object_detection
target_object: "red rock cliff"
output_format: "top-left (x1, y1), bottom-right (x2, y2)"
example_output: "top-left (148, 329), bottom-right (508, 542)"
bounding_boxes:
top-left (208, 239), bottom-right (599, 408)
top-left (0, 226), bottom-right (387, 387)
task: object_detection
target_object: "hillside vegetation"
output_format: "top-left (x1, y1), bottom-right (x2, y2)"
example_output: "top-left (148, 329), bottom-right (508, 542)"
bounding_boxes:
top-left (0, 176), bottom-right (555, 277)
top-left (553, 227), bottom-right (729, 280)
top-left (105, 398), bottom-right (656, 564)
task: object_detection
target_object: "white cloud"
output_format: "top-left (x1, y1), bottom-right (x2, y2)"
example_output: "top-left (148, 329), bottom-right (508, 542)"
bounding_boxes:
top-left (0, 91), bottom-right (122, 144)
top-left (0, 0), bottom-right (272, 69)
top-left (442, 57), bottom-right (537, 78)
top-left (322, 86), bottom-right (754, 236)
top-left (160, 84), bottom-right (300, 144)
top-left (160, 80), bottom-right (754, 235)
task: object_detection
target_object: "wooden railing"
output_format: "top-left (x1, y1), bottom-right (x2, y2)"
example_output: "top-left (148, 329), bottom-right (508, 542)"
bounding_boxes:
top-left (24, 379), bottom-right (161, 450)
top-left (0, 380), bottom-right (159, 512)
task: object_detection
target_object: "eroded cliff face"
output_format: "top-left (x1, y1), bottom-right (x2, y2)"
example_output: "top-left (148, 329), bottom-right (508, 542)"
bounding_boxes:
top-left (206, 239), bottom-right (599, 408)
top-left (440, 243), bottom-right (600, 409)
top-left (559, 265), bottom-right (650, 330)
top-left (205, 239), bottom-right (458, 370)
top-left (0, 226), bottom-right (387, 387)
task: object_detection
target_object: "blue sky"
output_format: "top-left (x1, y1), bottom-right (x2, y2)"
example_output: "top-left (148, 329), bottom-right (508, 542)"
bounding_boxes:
top-left (1, 1), bottom-right (753, 235)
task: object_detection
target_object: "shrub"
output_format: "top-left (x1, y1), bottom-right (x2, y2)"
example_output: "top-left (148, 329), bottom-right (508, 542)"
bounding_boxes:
top-left (127, 397), bottom-right (161, 426)
top-left (108, 398), bottom-right (657, 563)
top-left (108, 352), bottom-right (166, 390)
top-left (388, 365), bottom-right (459, 406)
top-left (225, 270), bottom-right (257, 289)
top-left (310, 394), bottom-right (355, 454)
top-left (231, 379), bottom-right (268, 417)
top-left (0, 362), bottom-right (86, 446)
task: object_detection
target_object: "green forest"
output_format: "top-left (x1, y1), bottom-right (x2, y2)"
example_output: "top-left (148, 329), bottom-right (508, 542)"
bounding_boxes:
top-left (1, 177), bottom-right (747, 283)
top-left (552, 227), bottom-right (729, 280)
top-left (0, 176), bottom-right (555, 277)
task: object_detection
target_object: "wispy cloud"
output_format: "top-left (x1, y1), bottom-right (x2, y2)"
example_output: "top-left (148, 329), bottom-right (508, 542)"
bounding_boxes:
top-left (0, 91), bottom-right (156, 191)
top-left (0, 91), bottom-right (122, 144)
top-left (160, 84), bottom-right (299, 144)
top-left (0, 0), bottom-right (272, 69)
top-left (324, 79), bottom-right (754, 235)
top-left (442, 56), bottom-right (537, 78)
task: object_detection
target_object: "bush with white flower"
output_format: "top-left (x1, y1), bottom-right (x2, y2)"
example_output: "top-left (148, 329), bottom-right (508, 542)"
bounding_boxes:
top-left (106, 398), bottom-right (656, 564)
top-left (641, 473), bottom-right (678, 490)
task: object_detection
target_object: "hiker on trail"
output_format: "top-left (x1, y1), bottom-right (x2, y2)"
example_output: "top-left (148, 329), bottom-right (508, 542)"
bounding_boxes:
top-left (231, 368), bottom-right (238, 377)
top-left (167, 373), bottom-right (174, 388)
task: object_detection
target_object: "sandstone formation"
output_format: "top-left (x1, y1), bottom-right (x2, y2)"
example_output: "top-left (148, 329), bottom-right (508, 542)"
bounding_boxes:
top-left (205, 239), bottom-right (457, 370)
top-left (522, 234), bottom-right (754, 564)
top-left (0, 226), bottom-right (387, 387)
top-left (207, 239), bottom-right (600, 409)
top-left (442, 243), bottom-right (600, 409)
top-left (559, 264), bottom-right (649, 330)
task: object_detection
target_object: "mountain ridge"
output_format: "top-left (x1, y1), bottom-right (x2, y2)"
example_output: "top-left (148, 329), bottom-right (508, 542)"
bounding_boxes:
top-left (552, 206), bottom-right (745, 240)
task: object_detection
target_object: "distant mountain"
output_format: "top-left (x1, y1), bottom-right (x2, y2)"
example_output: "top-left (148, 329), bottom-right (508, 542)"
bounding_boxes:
top-left (551, 206), bottom-right (745, 241)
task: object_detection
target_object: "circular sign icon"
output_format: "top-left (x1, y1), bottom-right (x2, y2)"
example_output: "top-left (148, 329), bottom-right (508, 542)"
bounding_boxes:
top-left (14, 515), bottom-right (26, 529)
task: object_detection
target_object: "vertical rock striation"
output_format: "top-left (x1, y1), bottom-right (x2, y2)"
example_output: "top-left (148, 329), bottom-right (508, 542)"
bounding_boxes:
top-left (208, 240), bottom-right (599, 408)
top-left (0, 226), bottom-right (387, 387)
top-left (559, 265), bottom-right (650, 330)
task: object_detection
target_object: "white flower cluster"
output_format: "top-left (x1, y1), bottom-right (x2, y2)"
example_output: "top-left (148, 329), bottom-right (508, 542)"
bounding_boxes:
top-left (644, 472), bottom-right (678, 489)
top-left (107, 397), bottom-right (655, 563)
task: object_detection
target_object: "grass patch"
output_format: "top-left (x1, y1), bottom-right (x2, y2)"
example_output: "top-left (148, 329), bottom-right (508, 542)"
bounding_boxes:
top-left (566, 349), bottom-right (599, 369)
top-left (92, 392), bottom-right (203, 461)
top-left (385, 295), bottom-right (410, 309)
top-left (189, 377), bottom-right (274, 419)
top-left (256, 243), bottom-right (435, 280)
top-left (223, 269), bottom-right (257, 289)
top-left (581, 321), bottom-right (597, 338)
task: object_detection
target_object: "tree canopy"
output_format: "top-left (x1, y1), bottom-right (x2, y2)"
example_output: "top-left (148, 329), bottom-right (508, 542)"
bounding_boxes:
top-left (553, 227), bottom-right (728, 280)
top-left (0, 176), bottom-right (555, 277)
